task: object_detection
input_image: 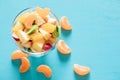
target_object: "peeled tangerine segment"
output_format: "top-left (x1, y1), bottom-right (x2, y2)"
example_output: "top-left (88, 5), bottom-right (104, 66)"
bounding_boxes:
top-left (60, 16), bottom-right (72, 30)
top-left (36, 7), bottom-right (50, 19)
top-left (11, 50), bottom-right (28, 60)
top-left (23, 13), bottom-right (37, 29)
top-left (74, 64), bottom-right (90, 76)
top-left (41, 23), bottom-right (56, 33)
top-left (19, 57), bottom-right (30, 73)
top-left (57, 40), bottom-right (71, 54)
top-left (37, 65), bottom-right (52, 78)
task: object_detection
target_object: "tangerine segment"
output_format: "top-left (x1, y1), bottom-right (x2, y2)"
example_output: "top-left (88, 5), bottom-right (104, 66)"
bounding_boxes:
top-left (60, 16), bottom-right (72, 30)
top-left (23, 13), bottom-right (37, 29)
top-left (11, 50), bottom-right (28, 60)
top-left (74, 64), bottom-right (90, 76)
top-left (36, 7), bottom-right (50, 19)
top-left (19, 57), bottom-right (30, 73)
top-left (37, 65), bottom-right (52, 78)
top-left (57, 40), bottom-right (71, 54)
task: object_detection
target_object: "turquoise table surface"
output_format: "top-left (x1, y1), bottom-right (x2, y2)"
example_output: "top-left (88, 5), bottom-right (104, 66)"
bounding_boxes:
top-left (0, 0), bottom-right (120, 80)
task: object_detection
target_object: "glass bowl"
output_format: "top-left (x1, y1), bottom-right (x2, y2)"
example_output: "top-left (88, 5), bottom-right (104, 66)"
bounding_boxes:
top-left (12, 7), bottom-right (61, 57)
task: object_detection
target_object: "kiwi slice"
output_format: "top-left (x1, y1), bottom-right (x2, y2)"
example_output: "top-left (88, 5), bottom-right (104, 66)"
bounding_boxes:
top-left (54, 26), bottom-right (60, 37)
top-left (27, 25), bottom-right (38, 35)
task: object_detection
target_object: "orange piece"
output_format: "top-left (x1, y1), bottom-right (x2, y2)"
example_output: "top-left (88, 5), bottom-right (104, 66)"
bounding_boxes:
top-left (11, 50), bottom-right (28, 60)
top-left (57, 40), bottom-right (71, 54)
top-left (37, 65), bottom-right (52, 78)
top-left (74, 64), bottom-right (90, 76)
top-left (60, 16), bottom-right (72, 30)
top-left (36, 7), bottom-right (50, 19)
top-left (19, 57), bottom-right (30, 73)
top-left (23, 13), bottom-right (37, 29)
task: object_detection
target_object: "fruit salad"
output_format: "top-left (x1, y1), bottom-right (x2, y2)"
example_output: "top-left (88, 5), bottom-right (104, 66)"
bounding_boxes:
top-left (12, 7), bottom-right (60, 53)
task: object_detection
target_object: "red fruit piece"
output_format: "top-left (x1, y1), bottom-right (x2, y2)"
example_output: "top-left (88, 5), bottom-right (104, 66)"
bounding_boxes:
top-left (42, 43), bottom-right (52, 51)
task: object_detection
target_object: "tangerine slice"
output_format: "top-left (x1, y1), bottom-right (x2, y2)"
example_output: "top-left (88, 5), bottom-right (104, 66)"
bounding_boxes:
top-left (57, 40), bottom-right (71, 54)
top-left (37, 65), bottom-right (52, 78)
top-left (36, 7), bottom-right (50, 19)
top-left (74, 64), bottom-right (90, 76)
top-left (19, 57), bottom-right (30, 73)
top-left (60, 16), bottom-right (72, 30)
top-left (23, 13), bottom-right (37, 29)
top-left (11, 50), bottom-right (28, 60)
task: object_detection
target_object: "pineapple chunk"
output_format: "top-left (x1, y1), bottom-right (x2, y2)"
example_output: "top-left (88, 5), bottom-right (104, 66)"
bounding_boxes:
top-left (30, 32), bottom-right (44, 42)
top-left (32, 42), bottom-right (44, 52)
top-left (49, 37), bottom-right (57, 43)
top-left (21, 41), bottom-right (32, 48)
top-left (41, 23), bottom-right (56, 33)
top-left (12, 22), bottom-right (24, 34)
top-left (39, 28), bottom-right (51, 40)
top-left (17, 30), bottom-right (30, 43)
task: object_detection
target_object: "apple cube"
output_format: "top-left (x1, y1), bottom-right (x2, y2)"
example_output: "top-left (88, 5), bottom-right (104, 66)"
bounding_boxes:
top-left (39, 28), bottom-right (51, 40)
top-left (17, 30), bottom-right (30, 43)
top-left (12, 33), bottom-right (20, 41)
top-left (12, 22), bottom-right (24, 34)
top-left (47, 16), bottom-right (57, 25)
